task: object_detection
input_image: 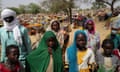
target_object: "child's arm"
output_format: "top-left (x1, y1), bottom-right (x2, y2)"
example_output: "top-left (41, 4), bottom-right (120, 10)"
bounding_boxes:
top-left (64, 49), bottom-right (69, 72)
top-left (89, 50), bottom-right (96, 71)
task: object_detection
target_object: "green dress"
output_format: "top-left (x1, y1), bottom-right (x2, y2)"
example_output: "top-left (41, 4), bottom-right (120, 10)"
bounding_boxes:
top-left (26, 31), bottom-right (63, 72)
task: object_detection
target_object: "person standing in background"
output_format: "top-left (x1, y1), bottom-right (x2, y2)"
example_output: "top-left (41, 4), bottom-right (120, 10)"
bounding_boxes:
top-left (84, 20), bottom-right (100, 54)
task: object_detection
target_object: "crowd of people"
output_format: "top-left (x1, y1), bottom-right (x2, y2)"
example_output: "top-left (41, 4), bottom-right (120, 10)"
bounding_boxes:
top-left (0, 8), bottom-right (120, 72)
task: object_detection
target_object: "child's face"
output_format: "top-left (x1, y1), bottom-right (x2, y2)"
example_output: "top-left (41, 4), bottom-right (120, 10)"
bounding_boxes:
top-left (47, 37), bottom-right (56, 48)
top-left (103, 43), bottom-right (113, 55)
top-left (7, 48), bottom-right (19, 62)
top-left (51, 22), bottom-right (59, 31)
top-left (87, 21), bottom-right (94, 30)
top-left (76, 34), bottom-right (86, 48)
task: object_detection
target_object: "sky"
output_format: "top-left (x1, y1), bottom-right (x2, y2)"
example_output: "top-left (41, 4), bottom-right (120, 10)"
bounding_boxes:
top-left (1, 0), bottom-right (42, 9)
top-left (1, 0), bottom-right (120, 9)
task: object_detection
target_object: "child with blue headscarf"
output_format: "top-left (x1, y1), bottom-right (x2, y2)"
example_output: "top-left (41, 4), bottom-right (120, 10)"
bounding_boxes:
top-left (65, 30), bottom-right (95, 72)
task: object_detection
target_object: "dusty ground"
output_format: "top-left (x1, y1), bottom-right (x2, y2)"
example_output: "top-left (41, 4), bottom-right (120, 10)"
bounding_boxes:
top-left (95, 20), bottom-right (110, 44)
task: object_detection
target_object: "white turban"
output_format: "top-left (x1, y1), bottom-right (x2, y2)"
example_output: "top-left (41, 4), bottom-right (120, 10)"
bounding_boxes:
top-left (1, 9), bottom-right (16, 20)
top-left (1, 9), bottom-right (23, 45)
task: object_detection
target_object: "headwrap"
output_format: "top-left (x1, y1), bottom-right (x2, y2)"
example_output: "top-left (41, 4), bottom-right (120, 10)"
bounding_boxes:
top-left (1, 9), bottom-right (23, 45)
top-left (85, 19), bottom-right (95, 34)
top-left (46, 19), bottom-right (60, 31)
top-left (27, 31), bottom-right (63, 72)
top-left (67, 30), bottom-right (87, 72)
top-left (46, 20), bottom-right (64, 48)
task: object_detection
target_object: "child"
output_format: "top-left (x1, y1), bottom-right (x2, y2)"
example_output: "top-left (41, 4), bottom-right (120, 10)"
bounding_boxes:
top-left (0, 45), bottom-right (25, 72)
top-left (66, 30), bottom-right (95, 72)
top-left (96, 39), bottom-right (120, 72)
top-left (27, 31), bottom-right (63, 72)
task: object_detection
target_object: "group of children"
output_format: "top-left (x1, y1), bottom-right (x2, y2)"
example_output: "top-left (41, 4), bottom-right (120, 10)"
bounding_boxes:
top-left (0, 30), bottom-right (120, 72)
top-left (0, 8), bottom-right (120, 72)
top-left (65, 30), bottom-right (120, 72)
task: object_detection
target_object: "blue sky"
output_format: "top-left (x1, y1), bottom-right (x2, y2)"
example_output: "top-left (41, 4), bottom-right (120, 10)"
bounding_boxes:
top-left (1, 0), bottom-right (120, 9)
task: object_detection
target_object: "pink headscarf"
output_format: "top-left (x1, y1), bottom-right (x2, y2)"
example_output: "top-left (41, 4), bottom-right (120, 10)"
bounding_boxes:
top-left (85, 20), bottom-right (95, 34)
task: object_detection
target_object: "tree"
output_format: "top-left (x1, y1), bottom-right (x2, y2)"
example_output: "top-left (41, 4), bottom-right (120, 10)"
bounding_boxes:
top-left (92, 2), bottom-right (107, 10)
top-left (42, 0), bottom-right (74, 13)
top-left (66, 0), bottom-right (74, 24)
top-left (96, 0), bottom-right (120, 13)
top-left (27, 3), bottom-right (41, 14)
top-left (41, 0), bottom-right (75, 24)
top-left (19, 5), bottom-right (26, 14)
top-left (8, 3), bottom-right (46, 14)
top-left (8, 7), bottom-right (20, 14)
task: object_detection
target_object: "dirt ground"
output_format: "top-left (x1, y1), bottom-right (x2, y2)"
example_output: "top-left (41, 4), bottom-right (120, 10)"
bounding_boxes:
top-left (95, 20), bottom-right (111, 44)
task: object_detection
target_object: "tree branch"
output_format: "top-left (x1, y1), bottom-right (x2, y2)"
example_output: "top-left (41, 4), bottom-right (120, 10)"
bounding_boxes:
top-left (100, 0), bottom-right (111, 6)
top-left (111, 0), bottom-right (117, 5)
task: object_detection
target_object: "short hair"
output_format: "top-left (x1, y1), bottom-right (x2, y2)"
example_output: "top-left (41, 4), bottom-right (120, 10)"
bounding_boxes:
top-left (6, 45), bottom-right (19, 56)
top-left (102, 39), bottom-right (114, 49)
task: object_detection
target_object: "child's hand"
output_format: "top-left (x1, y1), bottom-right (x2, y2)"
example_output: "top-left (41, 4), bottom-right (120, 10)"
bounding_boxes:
top-left (48, 47), bottom-right (52, 55)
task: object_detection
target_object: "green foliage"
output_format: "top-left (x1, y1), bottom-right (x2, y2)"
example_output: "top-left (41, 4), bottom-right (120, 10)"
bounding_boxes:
top-left (42, 0), bottom-right (75, 13)
top-left (27, 3), bottom-right (41, 14)
top-left (8, 7), bottom-right (21, 14)
top-left (19, 5), bottom-right (26, 14)
top-left (95, 0), bottom-right (120, 13)
top-left (92, 2), bottom-right (107, 9)
top-left (7, 3), bottom-right (46, 14)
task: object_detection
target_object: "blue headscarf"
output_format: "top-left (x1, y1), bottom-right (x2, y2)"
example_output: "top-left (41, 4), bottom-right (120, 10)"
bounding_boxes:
top-left (67, 30), bottom-right (87, 72)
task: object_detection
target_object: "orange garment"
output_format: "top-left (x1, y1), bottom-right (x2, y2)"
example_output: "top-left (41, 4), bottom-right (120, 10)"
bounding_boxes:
top-left (77, 49), bottom-right (90, 72)
top-left (77, 50), bottom-right (87, 64)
